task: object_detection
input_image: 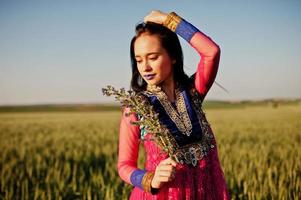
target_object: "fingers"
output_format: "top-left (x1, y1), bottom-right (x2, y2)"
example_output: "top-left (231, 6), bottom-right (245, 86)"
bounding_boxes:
top-left (157, 175), bottom-right (174, 182)
top-left (158, 164), bottom-right (174, 171)
top-left (157, 170), bottom-right (172, 177)
top-left (155, 170), bottom-right (175, 182)
top-left (143, 10), bottom-right (167, 24)
top-left (161, 157), bottom-right (177, 167)
top-left (156, 167), bottom-right (176, 177)
top-left (151, 157), bottom-right (177, 188)
top-left (156, 157), bottom-right (177, 180)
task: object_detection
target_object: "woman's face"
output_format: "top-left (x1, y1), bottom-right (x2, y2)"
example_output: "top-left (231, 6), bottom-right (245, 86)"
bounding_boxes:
top-left (134, 33), bottom-right (175, 86)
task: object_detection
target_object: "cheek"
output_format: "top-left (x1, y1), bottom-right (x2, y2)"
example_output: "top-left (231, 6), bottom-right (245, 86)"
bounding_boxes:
top-left (158, 59), bottom-right (172, 77)
top-left (162, 67), bottom-right (172, 80)
top-left (136, 65), bottom-right (143, 75)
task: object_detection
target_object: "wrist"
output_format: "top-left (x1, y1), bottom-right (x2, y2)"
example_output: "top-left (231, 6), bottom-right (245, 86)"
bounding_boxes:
top-left (150, 177), bottom-right (160, 195)
top-left (162, 12), bottom-right (182, 32)
top-left (163, 12), bottom-right (200, 42)
top-left (141, 171), bottom-right (155, 193)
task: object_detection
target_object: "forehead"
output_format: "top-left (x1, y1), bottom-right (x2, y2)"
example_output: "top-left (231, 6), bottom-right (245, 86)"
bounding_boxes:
top-left (134, 34), bottom-right (163, 56)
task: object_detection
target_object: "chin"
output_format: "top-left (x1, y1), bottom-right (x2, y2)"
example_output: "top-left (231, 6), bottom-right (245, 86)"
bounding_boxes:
top-left (145, 79), bottom-right (161, 86)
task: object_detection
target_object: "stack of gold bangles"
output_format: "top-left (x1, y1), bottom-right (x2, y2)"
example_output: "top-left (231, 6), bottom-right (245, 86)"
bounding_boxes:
top-left (163, 12), bottom-right (182, 32)
top-left (141, 171), bottom-right (155, 193)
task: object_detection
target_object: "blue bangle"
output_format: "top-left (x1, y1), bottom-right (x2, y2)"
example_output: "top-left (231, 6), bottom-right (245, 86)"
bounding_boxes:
top-left (130, 169), bottom-right (147, 190)
top-left (175, 18), bottom-right (199, 42)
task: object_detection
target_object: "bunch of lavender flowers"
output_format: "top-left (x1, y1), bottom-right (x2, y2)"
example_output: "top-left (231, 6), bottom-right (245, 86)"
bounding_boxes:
top-left (102, 85), bottom-right (176, 157)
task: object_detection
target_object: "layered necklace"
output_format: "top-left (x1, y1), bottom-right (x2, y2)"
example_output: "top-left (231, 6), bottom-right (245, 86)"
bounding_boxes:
top-left (146, 85), bottom-right (193, 136)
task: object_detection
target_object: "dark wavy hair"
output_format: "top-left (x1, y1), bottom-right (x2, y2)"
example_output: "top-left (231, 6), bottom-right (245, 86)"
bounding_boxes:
top-left (130, 22), bottom-right (191, 92)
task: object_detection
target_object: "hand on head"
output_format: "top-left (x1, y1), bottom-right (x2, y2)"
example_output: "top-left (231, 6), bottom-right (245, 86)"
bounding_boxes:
top-left (144, 10), bottom-right (168, 25)
top-left (151, 157), bottom-right (177, 189)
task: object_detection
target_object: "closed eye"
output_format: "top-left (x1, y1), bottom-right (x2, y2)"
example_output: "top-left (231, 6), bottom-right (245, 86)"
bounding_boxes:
top-left (149, 57), bottom-right (158, 60)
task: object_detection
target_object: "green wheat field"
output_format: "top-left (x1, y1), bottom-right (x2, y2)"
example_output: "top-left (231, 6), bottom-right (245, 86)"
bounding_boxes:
top-left (0, 101), bottom-right (300, 199)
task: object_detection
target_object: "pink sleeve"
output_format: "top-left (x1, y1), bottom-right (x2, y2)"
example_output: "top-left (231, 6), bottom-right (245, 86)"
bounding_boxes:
top-left (117, 107), bottom-right (140, 184)
top-left (190, 31), bottom-right (221, 101)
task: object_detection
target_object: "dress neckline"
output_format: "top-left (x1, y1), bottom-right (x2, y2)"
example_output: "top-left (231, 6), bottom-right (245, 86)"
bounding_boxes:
top-left (145, 84), bottom-right (193, 137)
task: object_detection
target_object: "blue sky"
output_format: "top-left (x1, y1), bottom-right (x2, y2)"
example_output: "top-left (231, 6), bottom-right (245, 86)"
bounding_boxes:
top-left (0, 0), bottom-right (300, 105)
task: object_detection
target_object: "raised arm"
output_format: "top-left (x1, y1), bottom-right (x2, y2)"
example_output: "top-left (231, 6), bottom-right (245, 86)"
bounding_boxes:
top-left (162, 12), bottom-right (221, 101)
top-left (189, 24), bottom-right (221, 101)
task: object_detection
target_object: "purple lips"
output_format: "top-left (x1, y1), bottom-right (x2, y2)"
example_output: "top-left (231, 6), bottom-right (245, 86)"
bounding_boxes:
top-left (144, 74), bottom-right (156, 80)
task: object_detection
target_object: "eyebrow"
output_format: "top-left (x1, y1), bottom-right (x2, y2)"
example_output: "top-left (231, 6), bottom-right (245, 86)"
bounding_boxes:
top-left (135, 52), bottom-right (159, 58)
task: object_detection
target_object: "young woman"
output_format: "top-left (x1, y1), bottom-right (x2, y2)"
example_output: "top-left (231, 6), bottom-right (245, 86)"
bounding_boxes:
top-left (117, 10), bottom-right (230, 199)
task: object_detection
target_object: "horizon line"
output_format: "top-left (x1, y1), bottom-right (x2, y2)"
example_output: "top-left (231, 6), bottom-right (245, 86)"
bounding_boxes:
top-left (0, 97), bottom-right (300, 107)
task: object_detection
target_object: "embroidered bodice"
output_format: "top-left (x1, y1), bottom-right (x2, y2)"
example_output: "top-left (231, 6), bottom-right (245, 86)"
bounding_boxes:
top-left (141, 84), bottom-right (215, 166)
top-left (143, 85), bottom-right (204, 141)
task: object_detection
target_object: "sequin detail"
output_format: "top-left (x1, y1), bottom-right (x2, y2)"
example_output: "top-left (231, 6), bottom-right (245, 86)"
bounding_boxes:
top-left (146, 85), bottom-right (193, 136)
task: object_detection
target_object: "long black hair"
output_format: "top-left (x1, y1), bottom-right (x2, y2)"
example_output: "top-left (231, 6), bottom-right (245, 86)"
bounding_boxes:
top-left (130, 22), bottom-right (191, 92)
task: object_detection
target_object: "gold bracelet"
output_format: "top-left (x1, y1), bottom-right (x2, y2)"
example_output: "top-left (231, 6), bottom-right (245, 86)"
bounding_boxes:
top-left (163, 12), bottom-right (182, 32)
top-left (141, 171), bottom-right (155, 193)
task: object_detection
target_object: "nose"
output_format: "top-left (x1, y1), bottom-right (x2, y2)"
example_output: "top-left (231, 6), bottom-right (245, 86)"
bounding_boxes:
top-left (142, 61), bottom-right (152, 72)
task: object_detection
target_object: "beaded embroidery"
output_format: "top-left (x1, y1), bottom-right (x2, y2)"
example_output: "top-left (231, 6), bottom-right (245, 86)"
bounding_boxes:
top-left (146, 85), bottom-right (193, 136)
top-left (172, 96), bottom-right (215, 166)
top-left (144, 85), bottom-right (215, 166)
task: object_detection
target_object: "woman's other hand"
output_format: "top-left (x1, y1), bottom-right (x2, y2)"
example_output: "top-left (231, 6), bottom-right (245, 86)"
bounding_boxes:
top-left (144, 10), bottom-right (168, 25)
top-left (151, 157), bottom-right (177, 189)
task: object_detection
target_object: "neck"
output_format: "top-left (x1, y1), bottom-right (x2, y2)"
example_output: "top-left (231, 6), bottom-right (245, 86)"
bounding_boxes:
top-left (160, 75), bottom-right (175, 102)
